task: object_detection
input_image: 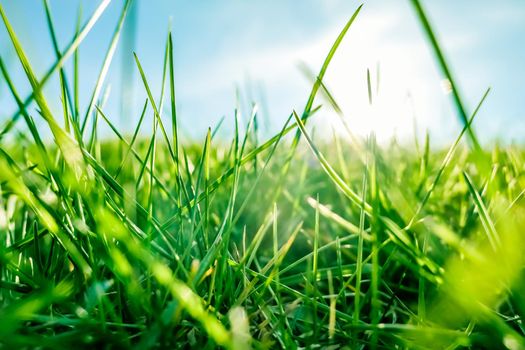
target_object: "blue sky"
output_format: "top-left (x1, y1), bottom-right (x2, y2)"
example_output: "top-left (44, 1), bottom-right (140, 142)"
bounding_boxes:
top-left (0, 0), bottom-right (524, 144)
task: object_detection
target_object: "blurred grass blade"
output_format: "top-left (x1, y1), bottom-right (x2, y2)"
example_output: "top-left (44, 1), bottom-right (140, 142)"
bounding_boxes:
top-left (410, 0), bottom-right (481, 151)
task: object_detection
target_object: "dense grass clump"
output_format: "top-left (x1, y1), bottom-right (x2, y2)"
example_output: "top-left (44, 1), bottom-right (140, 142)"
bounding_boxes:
top-left (1, 1), bottom-right (525, 349)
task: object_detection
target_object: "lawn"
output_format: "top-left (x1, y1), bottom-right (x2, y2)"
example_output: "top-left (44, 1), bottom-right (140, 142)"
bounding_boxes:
top-left (1, 1), bottom-right (525, 349)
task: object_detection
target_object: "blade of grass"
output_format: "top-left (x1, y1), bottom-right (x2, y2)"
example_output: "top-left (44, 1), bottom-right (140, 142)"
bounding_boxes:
top-left (81, 0), bottom-right (133, 135)
top-left (292, 110), bottom-right (371, 212)
top-left (410, 0), bottom-right (481, 150)
top-left (0, 0), bottom-right (111, 139)
top-left (407, 88), bottom-right (490, 228)
top-left (354, 166), bottom-right (368, 345)
top-left (463, 172), bottom-right (500, 250)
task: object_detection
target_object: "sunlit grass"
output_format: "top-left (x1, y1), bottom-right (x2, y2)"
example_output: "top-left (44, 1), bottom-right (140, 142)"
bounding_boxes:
top-left (1, 1), bottom-right (525, 349)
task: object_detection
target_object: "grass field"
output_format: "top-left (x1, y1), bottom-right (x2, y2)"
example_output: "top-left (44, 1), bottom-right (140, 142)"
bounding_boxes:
top-left (1, 1), bottom-right (525, 349)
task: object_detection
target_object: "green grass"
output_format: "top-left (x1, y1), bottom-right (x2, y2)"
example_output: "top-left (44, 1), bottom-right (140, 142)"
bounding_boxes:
top-left (1, 1), bottom-right (525, 349)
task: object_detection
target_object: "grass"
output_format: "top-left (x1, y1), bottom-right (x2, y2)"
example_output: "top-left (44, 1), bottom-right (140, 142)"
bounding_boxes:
top-left (1, 1), bottom-right (525, 349)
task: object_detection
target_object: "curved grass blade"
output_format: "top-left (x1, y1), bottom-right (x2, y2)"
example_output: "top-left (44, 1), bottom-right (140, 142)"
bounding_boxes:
top-left (0, 6), bottom-right (87, 178)
top-left (0, 0), bottom-right (111, 139)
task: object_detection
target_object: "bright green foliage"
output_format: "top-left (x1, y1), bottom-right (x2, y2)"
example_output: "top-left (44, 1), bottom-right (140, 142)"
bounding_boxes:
top-left (1, 2), bottom-right (525, 349)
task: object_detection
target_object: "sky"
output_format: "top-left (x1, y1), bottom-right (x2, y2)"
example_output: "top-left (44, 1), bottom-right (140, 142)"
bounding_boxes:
top-left (0, 0), bottom-right (524, 144)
